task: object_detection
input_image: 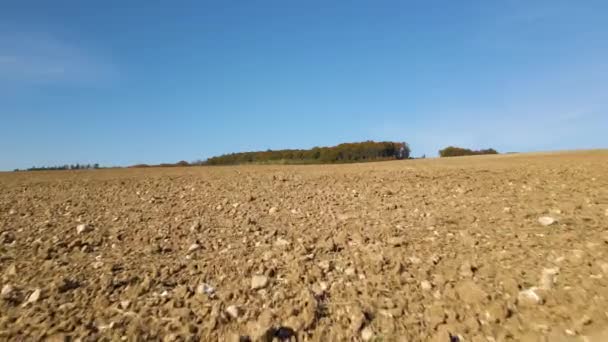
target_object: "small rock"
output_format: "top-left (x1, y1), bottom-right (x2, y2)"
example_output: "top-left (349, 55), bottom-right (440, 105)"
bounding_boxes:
top-left (518, 288), bottom-right (543, 306)
top-left (312, 282), bottom-right (328, 297)
top-left (274, 238), bottom-right (290, 247)
top-left (91, 261), bottom-right (104, 269)
top-left (409, 256), bottom-right (421, 264)
top-left (420, 280), bottom-right (433, 291)
top-left (387, 236), bottom-right (406, 246)
top-left (251, 275), bottom-right (269, 290)
top-left (361, 326), bottom-right (374, 341)
top-left (226, 305), bottom-right (240, 319)
top-left (5, 264), bottom-right (17, 277)
top-left (120, 300), bottom-right (130, 309)
top-left (196, 283), bottom-right (216, 297)
top-left (76, 224), bottom-right (92, 234)
top-left (268, 207), bottom-right (278, 214)
top-left (597, 262), bottom-right (608, 275)
top-left (538, 216), bottom-right (556, 226)
top-left (8, 209), bottom-right (17, 215)
top-left (26, 288), bottom-right (41, 304)
top-left (189, 221), bottom-right (201, 232)
top-left (1, 284), bottom-right (15, 299)
top-left (605, 208), bottom-right (608, 217)
top-left (317, 260), bottom-right (332, 271)
top-left (459, 261), bottom-right (474, 278)
top-left (539, 267), bottom-right (559, 289)
top-left (344, 267), bottom-right (356, 277)
top-left (187, 243), bottom-right (201, 253)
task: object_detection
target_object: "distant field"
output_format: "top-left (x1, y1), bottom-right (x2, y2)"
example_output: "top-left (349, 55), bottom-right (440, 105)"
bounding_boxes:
top-left (1, 150), bottom-right (608, 340)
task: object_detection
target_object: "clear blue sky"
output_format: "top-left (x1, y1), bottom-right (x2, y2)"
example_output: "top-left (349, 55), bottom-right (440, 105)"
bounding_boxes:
top-left (1, 0), bottom-right (607, 170)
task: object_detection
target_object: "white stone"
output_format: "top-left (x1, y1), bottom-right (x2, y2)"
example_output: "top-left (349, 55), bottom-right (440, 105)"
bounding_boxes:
top-left (361, 327), bottom-right (374, 341)
top-left (27, 288), bottom-right (41, 303)
top-left (268, 207), bottom-right (278, 214)
top-left (189, 221), bottom-right (201, 232)
top-left (187, 243), bottom-right (201, 253)
top-left (120, 300), bottom-right (130, 309)
top-left (538, 216), bottom-right (556, 226)
top-left (251, 275), bottom-right (269, 290)
top-left (518, 288), bottom-right (542, 306)
top-left (409, 256), bottom-right (421, 264)
top-left (225, 305), bottom-right (240, 319)
top-left (274, 238), bottom-right (290, 247)
top-left (1, 284), bottom-right (14, 299)
top-left (318, 260), bottom-right (332, 271)
top-left (197, 283), bottom-right (216, 297)
top-left (344, 267), bottom-right (356, 277)
top-left (8, 209), bottom-right (17, 215)
top-left (539, 267), bottom-right (559, 289)
top-left (420, 280), bottom-right (432, 291)
top-left (76, 224), bottom-right (91, 234)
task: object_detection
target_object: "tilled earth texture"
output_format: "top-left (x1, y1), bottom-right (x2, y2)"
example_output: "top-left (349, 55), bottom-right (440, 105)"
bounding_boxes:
top-left (1, 150), bottom-right (608, 342)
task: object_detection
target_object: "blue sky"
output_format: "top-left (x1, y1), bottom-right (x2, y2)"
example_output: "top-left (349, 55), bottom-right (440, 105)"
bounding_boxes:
top-left (1, 0), bottom-right (607, 170)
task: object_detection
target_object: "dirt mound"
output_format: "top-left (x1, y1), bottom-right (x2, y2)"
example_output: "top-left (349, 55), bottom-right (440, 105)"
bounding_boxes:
top-left (1, 150), bottom-right (607, 341)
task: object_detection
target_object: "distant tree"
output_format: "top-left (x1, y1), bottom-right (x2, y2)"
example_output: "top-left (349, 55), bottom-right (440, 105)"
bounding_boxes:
top-left (205, 141), bottom-right (412, 165)
top-left (439, 146), bottom-right (498, 157)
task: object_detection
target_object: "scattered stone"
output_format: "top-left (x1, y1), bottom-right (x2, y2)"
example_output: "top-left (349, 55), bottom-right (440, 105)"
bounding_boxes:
top-left (5, 264), bottom-right (17, 277)
top-left (598, 262), bottom-right (608, 275)
top-left (518, 288), bottom-right (543, 306)
top-left (8, 209), bottom-right (17, 215)
top-left (76, 224), bottom-right (92, 234)
top-left (312, 282), bottom-right (329, 297)
top-left (420, 280), bottom-right (433, 291)
top-left (1, 284), bottom-right (15, 300)
top-left (539, 267), bottom-right (559, 289)
top-left (91, 261), bottom-right (104, 269)
top-left (387, 236), bottom-right (406, 246)
top-left (226, 305), bottom-right (240, 319)
top-left (268, 207), bottom-right (278, 214)
top-left (344, 267), bottom-right (356, 277)
top-left (251, 275), bottom-right (269, 290)
top-left (459, 261), bottom-right (474, 278)
top-left (120, 300), bottom-right (130, 309)
top-left (189, 221), bottom-right (201, 232)
top-left (538, 216), bottom-right (556, 226)
top-left (197, 283), bottom-right (216, 297)
top-left (409, 256), bottom-right (422, 264)
top-left (574, 315), bottom-right (592, 332)
top-left (605, 208), bottom-right (608, 217)
top-left (187, 243), bottom-right (201, 253)
top-left (361, 326), bottom-right (374, 341)
top-left (317, 260), bottom-right (332, 271)
top-left (274, 237), bottom-right (290, 247)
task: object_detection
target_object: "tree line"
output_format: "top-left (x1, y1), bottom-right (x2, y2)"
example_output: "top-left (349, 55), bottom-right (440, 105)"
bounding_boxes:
top-left (205, 141), bottom-right (411, 165)
top-left (15, 164), bottom-right (101, 172)
top-left (438, 146), bottom-right (498, 157)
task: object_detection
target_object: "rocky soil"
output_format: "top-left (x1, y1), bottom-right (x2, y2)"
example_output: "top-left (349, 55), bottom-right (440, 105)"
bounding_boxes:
top-left (1, 150), bottom-right (608, 341)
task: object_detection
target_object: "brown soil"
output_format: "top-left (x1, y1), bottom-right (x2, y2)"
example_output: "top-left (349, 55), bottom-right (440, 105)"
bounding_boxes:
top-left (1, 150), bottom-right (608, 341)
